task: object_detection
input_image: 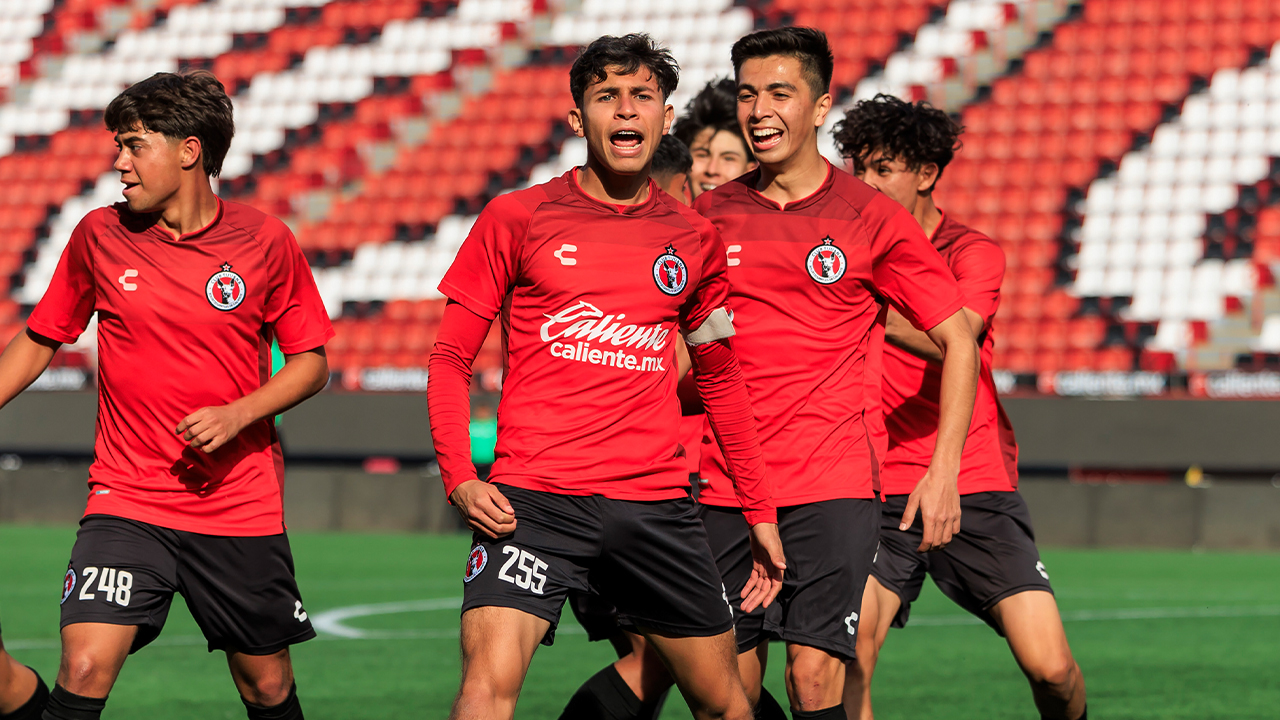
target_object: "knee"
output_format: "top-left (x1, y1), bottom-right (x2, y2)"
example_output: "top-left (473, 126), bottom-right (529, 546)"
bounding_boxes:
top-left (455, 670), bottom-right (521, 715)
top-left (60, 651), bottom-right (115, 695)
top-left (1025, 655), bottom-right (1079, 695)
top-left (787, 652), bottom-right (844, 711)
top-left (238, 673), bottom-right (293, 707)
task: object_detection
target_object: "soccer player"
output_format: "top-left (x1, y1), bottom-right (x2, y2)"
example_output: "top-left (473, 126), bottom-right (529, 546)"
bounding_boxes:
top-left (556, 134), bottom-right (693, 720)
top-left (427, 35), bottom-right (785, 720)
top-left (0, 640), bottom-right (48, 720)
top-left (834, 94), bottom-right (1087, 720)
top-left (693, 29), bottom-right (981, 720)
top-left (0, 70), bottom-right (332, 720)
top-left (672, 79), bottom-right (756, 199)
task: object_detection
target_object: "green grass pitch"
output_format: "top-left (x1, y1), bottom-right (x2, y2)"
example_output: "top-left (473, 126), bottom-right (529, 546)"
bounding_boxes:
top-left (2, 525), bottom-right (1278, 718)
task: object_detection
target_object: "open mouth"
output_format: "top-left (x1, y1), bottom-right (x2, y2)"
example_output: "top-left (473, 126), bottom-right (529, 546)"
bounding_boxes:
top-left (699, 182), bottom-right (718, 192)
top-left (122, 182), bottom-right (140, 195)
top-left (751, 127), bottom-right (783, 151)
top-left (610, 129), bottom-right (644, 154)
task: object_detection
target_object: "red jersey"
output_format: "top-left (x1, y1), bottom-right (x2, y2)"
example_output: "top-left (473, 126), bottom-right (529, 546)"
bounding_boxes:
top-left (28, 200), bottom-right (333, 536)
top-left (695, 164), bottom-right (965, 507)
top-left (438, 170), bottom-right (737, 502)
top-left (881, 213), bottom-right (1018, 495)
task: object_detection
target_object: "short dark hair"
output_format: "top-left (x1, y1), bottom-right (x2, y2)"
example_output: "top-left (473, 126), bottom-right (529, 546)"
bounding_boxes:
top-left (671, 78), bottom-right (754, 162)
top-left (569, 34), bottom-right (679, 109)
top-left (651, 135), bottom-right (692, 180)
top-left (104, 69), bottom-right (234, 177)
top-left (832, 94), bottom-right (963, 189)
top-left (731, 27), bottom-right (833, 101)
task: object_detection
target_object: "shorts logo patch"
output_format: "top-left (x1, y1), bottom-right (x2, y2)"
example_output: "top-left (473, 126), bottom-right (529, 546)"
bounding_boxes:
top-left (294, 600), bottom-right (308, 622)
top-left (464, 545), bottom-right (488, 583)
top-left (721, 583), bottom-right (733, 620)
top-left (206, 262), bottom-right (247, 311)
top-left (1036, 561), bottom-right (1049, 580)
top-left (806, 236), bottom-right (846, 284)
top-left (61, 568), bottom-right (76, 605)
top-left (844, 610), bottom-right (859, 635)
top-left (653, 245), bottom-right (688, 296)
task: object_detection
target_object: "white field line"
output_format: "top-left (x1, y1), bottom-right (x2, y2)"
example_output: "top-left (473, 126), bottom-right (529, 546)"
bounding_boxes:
top-left (6, 602), bottom-right (1278, 650)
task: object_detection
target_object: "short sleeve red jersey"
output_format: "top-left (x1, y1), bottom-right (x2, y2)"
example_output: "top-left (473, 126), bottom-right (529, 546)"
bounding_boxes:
top-left (880, 213), bottom-right (1019, 495)
top-left (694, 164), bottom-right (965, 506)
top-left (438, 170), bottom-right (731, 501)
top-left (27, 200), bottom-right (334, 536)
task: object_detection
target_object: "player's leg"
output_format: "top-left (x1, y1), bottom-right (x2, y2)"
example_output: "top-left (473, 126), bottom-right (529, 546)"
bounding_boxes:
top-left (843, 494), bottom-right (929, 720)
top-left (695, 505), bottom-right (774, 711)
top-left (457, 485), bottom-right (600, 720)
top-left (927, 492), bottom-right (1085, 720)
top-left (989, 592), bottom-right (1086, 720)
top-left (602, 497), bottom-right (753, 720)
top-left (0, 632), bottom-right (48, 720)
top-left (453, 606), bottom-right (549, 720)
top-left (842, 577), bottom-right (900, 720)
top-left (559, 590), bottom-right (671, 720)
top-left (48, 517), bottom-right (179, 720)
top-left (642, 630), bottom-right (752, 720)
top-left (768, 499), bottom-right (878, 718)
top-left (173, 530), bottom-right (315, 719)
top-left (226, 649), bottom-right (300, 718)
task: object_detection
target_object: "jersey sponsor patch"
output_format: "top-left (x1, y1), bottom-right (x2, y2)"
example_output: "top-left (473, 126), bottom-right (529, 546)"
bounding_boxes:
top-left (806, 236), bottom-right (847, 284)
top-left (61, 567), bottom-right (76, 605)
top-left (464, 545), bottom-right (488, 583)
top-left (206, 262), bottom-right (247, 311)
top-left (653, 245), bottom-right (688, 295)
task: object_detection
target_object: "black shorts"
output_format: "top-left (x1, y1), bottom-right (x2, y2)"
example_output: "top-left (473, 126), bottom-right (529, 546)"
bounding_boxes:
top-left (462, 485), bottom-right (734, 646)
top-left (700, 499), bottom-right (879, 661)
top-left (870, 491), bottom-right (1053, 635)
top-left (567, 590), bottom-right (621, 643)
top-left (60, 515), bottom-right (316, 655)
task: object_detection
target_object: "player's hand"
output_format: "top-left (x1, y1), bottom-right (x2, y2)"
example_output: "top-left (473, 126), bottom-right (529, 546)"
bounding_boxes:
top-left (900, 466), bottom-right (961, 552)
top-left (449, 480), bottom-right (517, 538)
top-left (175, 404), bottom-right (251, 454)
top-left (741, 522), bottom-right (785, 613)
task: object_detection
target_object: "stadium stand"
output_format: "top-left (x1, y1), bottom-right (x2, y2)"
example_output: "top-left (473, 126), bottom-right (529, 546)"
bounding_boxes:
top-left (2, 0), bottom-right (1280, 388)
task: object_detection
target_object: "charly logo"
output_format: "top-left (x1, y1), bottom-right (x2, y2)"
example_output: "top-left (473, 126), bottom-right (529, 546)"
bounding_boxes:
top-left (806, 236), bottom-right (846, 284)
top-left (464, 546), bottom-right (488, 583)
top-left (652, 244), bottom-right (688, 295)
top-left (206, 262), bottom-right (246, 311)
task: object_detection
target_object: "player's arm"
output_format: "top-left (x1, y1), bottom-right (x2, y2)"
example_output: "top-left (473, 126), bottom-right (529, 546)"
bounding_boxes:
top-left (0, 329), bottom-right (62, 409)
top-left (897, 311), bottom-right (978, 552)
top-left (885, 306), bottom-right (983, 363)
top-left (428, 301), bottom-right (515, 538)
top-left (684, 317), bottom-right (785, 612)
top-left (176, 347), bottom-right (328, 454)
top-left (869, 204), bottom-right (980, 552)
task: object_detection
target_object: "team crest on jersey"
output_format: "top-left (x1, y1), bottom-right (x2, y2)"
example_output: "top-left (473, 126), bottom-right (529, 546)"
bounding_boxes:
top-left (61, 568), bottom-right (76, 605)
top-left (652, 245), bottom-right (688, 296)
top-left (206, 262), bottom-right (247, 311)
top-left (806, 236), bottom-right (846, 284)
top-left (464, 545), bottom-right (488, 583)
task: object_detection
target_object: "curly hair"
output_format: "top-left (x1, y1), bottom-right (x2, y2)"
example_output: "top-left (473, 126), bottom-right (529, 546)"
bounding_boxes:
top-left (651, 135), bottom-right (692, 180)
top-left (569, 34), bottom-right (679, 109)
top-left (832, 94), bottom-right (963, 189)
top-left (104, 69), bottom-right (234, 177)
top-left (671, 78), bottom-right (753, 161)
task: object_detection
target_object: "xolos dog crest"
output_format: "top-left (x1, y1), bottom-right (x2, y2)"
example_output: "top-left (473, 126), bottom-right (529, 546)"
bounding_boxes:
top-left (806, 236), bottom-right (847, 284)
top-left (464, 545), bottom-right (488, 583)
top-left (206, 262), bottom-right (247, 311)
top-left (653, 245), bottom-right (688, 295)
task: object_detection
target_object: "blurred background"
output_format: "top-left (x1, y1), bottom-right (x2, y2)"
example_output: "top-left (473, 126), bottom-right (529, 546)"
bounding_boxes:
top-left (0, 0), bottom-right (1279, 548)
